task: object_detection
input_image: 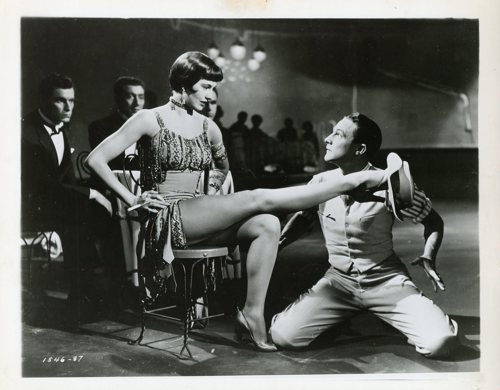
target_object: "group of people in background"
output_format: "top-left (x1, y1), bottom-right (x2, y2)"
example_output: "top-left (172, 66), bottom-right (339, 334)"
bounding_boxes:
top-left (21, 51), bottom-right (458, 357)
top-left (218, 111), bottom-right (321, 175)
top-left (85, 73), bottom-right (322, 177)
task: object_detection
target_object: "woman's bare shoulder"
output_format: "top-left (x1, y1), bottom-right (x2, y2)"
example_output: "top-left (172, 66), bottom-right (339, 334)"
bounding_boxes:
top-left (130, 108), bottom-right (157, 123)
top-left (201, 115), bottom-right (220, 133)
top-left (129, 108), bottom-right (162, 137)
top-left (204, 117), bottom-right (224, 144)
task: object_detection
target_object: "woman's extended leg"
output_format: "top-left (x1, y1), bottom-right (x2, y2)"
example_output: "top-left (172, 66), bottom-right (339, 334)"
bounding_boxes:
top-left (180, 168), bottom-right (386, 245)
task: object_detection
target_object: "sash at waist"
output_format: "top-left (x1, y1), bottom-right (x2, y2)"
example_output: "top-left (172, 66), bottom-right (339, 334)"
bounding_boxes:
top-left (157, 170), bottom-right (203, 196)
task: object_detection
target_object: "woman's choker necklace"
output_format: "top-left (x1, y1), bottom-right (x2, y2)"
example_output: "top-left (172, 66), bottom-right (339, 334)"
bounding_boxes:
top-left (169, 97), bottom-right (193, 115)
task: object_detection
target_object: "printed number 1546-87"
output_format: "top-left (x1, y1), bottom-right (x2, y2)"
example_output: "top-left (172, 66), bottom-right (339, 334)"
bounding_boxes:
top-left (42, 355), bottom-right (83, 363)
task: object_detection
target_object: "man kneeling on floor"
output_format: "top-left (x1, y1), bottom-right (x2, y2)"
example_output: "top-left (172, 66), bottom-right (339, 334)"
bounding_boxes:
top-left (270, 113), bottom-right (458, 358)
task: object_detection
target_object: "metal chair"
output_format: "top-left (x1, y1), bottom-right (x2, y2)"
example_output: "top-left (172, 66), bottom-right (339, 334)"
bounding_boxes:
top-left (21, 229), bottom-right (58, 292)
top-left (116, 157), bottom-right (232, 357)
top-left (113, 168), bottom-right (141, 287)
top-left (21, 222), bottom-right (83, 326)
top-left (131, 246), bottom-right (229, 357)
top-left (75, 150), bottom-right (91, 183)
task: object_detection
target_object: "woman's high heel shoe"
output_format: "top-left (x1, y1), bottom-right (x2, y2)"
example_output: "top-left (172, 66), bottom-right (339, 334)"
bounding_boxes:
top-left (385, 152), bottom-right (404, 181)
top-left (363, 152), bottom-right (402, 190)
top-left (385, 153), bottom-right (415, 221)
top-left (235, 309), bottom-right (278, 352)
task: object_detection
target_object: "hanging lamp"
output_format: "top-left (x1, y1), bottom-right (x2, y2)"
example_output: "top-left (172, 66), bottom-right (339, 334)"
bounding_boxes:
top-left (230, 37), bottom-right (246, 60)
top-left (253, 43), bottom-right (267, 62)
top-left (207, 42), bottom-right (220, 59)
top-left (214, 53), bottom-right (226, 68)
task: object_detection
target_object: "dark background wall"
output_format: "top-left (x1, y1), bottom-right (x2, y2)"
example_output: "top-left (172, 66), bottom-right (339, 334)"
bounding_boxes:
top-left (21, 18), bottom-right (478, 199)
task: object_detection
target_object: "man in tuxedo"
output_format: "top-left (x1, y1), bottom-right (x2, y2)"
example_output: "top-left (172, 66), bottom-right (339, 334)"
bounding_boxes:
top-left (21, 73), bottom-right (112, 322)
top-left (88, 76), bottom-right (145, 170)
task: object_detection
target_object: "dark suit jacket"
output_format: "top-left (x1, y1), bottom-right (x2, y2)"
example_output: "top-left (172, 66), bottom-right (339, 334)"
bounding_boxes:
top-left (21, 110), bottom-right (90, 229)
top-left (88, 112), bottom-right (127, 171)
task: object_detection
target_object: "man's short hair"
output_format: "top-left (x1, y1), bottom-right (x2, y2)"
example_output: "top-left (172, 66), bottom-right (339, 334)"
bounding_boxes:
top-left (113, 76), bottom-right (145, 99)
top-left (38, 73), bottom-right (73, 100)
top-left (348, 112), bottom-right (382, 160)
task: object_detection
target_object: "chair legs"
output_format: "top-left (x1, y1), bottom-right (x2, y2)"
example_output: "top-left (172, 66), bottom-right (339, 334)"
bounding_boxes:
top-left (130, 255), bottom-right (226, 357)
top-left (22, 231), bottom-right (57, 294)
top-left (180, 259), bottom-right (194, 358)
top-left (128, 301), bottom-right (147, 345)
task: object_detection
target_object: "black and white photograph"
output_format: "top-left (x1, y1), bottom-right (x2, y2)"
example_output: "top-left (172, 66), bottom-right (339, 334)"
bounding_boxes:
top-left (2, 1), bottom-right (500, 389)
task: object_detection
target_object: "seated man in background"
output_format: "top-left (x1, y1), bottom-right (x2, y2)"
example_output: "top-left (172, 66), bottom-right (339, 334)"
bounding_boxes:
top-left (88, 76), bottom-right (145, 170)
top-left (21, 73), bottom-right (112, 323)
top-left (87, 76), bottom-right (146, 305)
top-left (270, 112), bottom-right (458, 358)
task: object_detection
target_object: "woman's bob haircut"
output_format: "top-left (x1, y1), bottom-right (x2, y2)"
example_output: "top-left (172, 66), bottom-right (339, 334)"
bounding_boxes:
top-left (169, 51), bottom-right (223, 93)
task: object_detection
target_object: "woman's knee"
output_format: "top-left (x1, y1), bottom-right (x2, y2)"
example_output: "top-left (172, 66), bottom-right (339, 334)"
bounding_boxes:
top-left (249, 214), bottom-right (281, 240)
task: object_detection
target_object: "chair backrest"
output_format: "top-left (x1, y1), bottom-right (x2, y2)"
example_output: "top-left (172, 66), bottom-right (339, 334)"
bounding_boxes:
top-left (121, 153), bottom-right (141, 190)
top-left (75, 150), bottom-right (91, 181)
top-left (203, 168), bottom-right (209, 195)
top-left (219, 171), bottom-right (235, 195)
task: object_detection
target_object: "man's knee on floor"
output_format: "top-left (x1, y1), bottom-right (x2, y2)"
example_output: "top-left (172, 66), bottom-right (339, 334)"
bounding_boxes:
top-left (417, 319), bottom-right (459, 358)
top-left (269, 318), bottom-right (310, 349)
top-left (418, 333), bottom-right (459, 358)
top-left (270, 327), bottom-right (304, 349)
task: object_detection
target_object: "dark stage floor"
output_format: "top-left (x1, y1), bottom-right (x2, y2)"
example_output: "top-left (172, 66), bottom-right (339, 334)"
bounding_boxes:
top-left (21, 200), bottom-right (479, 377)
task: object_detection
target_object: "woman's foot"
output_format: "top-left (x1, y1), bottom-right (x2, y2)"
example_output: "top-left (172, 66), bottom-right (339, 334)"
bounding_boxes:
top-left (235, 309), bottom-right (277, 352)
top-left (385, 152), bottom-right (404, 183)
top-left (356, 153), bottom-right (403, 190)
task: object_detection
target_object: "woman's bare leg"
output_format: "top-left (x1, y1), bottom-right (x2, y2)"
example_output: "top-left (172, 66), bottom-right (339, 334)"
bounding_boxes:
top-left (238, 214), bottom-right (280, 343)
top-left (201, 214), bottom-right (280, 344)
top-left (180, 168), bottom-right (386, 244)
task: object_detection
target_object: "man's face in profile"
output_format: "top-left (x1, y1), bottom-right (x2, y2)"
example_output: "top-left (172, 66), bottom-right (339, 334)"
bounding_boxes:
top-left (323, 117), bottom-right (358, 163)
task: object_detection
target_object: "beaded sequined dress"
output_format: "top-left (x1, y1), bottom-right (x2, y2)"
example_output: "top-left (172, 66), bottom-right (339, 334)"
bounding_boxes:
top-left (137, 110), bottom-right (213, 300)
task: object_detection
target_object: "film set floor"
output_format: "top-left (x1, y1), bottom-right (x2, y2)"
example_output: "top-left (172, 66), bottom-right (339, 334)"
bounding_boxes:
top-left (21, 200), bottom-right (479, 377)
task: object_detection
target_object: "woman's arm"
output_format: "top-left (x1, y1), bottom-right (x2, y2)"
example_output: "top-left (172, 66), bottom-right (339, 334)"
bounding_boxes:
top-left (86, 110), bottom-right (164, 208)
top-left (206, 119), bottom-right (230, 195)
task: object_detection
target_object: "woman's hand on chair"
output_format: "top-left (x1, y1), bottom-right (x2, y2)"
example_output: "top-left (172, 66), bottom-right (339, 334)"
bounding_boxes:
top-left (130, 190), bottom-right (168, 214)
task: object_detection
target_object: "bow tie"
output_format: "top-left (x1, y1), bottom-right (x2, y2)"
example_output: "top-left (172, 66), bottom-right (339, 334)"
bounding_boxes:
top-left (48, 124), bottom-right (63, 136)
